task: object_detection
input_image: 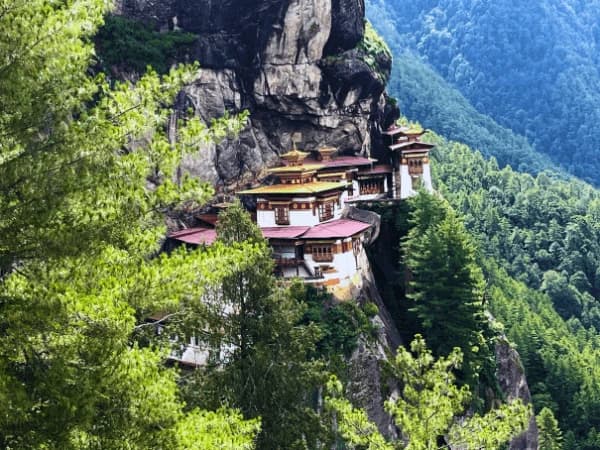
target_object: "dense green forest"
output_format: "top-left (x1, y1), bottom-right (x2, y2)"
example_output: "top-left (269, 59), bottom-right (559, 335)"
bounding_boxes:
top-left (431, 133), bottom-right (600, 448)
top-left (0, 1), bottom-right (530, 448)
top-left (365, 3), bottom-right (551, 175)
top-left (364, 132), bottom-right (600, 447)
top-left (367, 0), bottom-right (600, 185)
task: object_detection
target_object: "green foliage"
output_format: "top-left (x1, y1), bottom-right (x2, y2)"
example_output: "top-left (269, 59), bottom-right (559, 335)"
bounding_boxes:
top-left (95, 15), bottom-right (197, 74)
top-left (388, 335), bottom-right (529, 450)
top-left (216, 200), bottom-right (265, 245)
top-left (425, 131), bottom-right (600, 443)
top-left (431, 134), bottom-right (600, 330)
top-left (178, 207), bottom-right (328, 450)
top-left (300, 286), bottom-right (378, 358)
top-left (175, 409), bottom-right (260, 450)
top-left (368, 0), bottom-right (600, 185)
top-left (358, 20), bottom-right (392, 82)
top-left (447, 399), bottom-right (531, 449)
top-left (386, 335), bottom-right (471, 448)
top-left (325, 376), bottom-right (394, 450)
top-left (403, 192), bottom-right (492, 389)
top-left (366, 1), bottom-right (551, 175)
top-left (326, 335), bottom-right (530, 450)
top-left (537, 407), bottom-right (563, 450)
top-left (0, 1), bottom-right (253, 447)
top-left (424, 130), bottom-right (600, 444)
top-left (363, 301), bottom-right (380, 317)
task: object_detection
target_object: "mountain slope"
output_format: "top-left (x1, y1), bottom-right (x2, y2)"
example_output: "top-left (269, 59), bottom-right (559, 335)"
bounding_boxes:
top-left (430, 132), bottom-right (600, 445)
top-left (368, 0), bottom-right (600, 185)
top-left (366, 0), bottom-right (551, 174)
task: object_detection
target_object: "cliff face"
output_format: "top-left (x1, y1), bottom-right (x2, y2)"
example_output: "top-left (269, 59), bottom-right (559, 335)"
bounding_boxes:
top-left (495, 339), bottom-right (539, 450)
top-left (116, 1), bottom-right (538, 444)
top-left (116, 0), bottom-right (395, 188)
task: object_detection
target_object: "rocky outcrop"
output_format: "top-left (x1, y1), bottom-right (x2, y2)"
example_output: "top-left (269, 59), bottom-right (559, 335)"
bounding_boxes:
top-left (496, 337), bottom-right (539, 450)
top-left (344, 232), bottom-right (403, 439)
top-left (115, 0), bottom-right (396, 188)
top-left (348, 337), bottom-right (399, 440)
top-left (116, 3), bottom-right (537, 446)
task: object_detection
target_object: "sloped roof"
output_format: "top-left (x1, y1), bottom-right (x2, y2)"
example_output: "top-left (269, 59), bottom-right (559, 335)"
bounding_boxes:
top-left (237, 181), bottom-right (346, 195)
top-left (261, 226), bottom-right (310, 239)
top-left (389, 141), bottom-right (434, 151)
top-left (268, 164), bottom-right (324, 173)
top-left (301, 219), bottom-right (371, 239)
top-left (303, 155), bottom-right (375, 168)
top-left (358, 164), bottom-right (393, 176)
top-left (196, 213), bottom-right (219, 226)
top-left (168, 227), bottom-right (217, 245)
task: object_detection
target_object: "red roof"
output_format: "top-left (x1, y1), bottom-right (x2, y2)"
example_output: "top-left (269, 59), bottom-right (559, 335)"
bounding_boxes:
top-left (169, 227), bottom-right (217, 245)
top-left (302, 219), bottom-right (371, 239)
top-left (389, 141), bottom-right (434, 151)
top-left (301, 155), bottom-right (375, 168)
top-left (196, 213), bottom-right (219, 226)
top-left (261, 226), bottom-right (310, 240)
top-left (358, 164), bottom-right (393, 175)
top-left (323, 156), bottom-right (374, 168)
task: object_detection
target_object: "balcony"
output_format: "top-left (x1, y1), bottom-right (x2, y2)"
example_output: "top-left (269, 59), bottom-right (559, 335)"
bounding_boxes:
top-left (273, 256), bottom-right (301, 267)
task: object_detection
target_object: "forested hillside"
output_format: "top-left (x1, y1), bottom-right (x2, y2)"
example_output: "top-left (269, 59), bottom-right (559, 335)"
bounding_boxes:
top-left (366, 3), bottom-right (550, 175)
top-left (431, 133), bottom-right (600, 447)
top-left (368, 0), bottom-right (600, 184)
top-left (0, 1), bottom-right (532, 448)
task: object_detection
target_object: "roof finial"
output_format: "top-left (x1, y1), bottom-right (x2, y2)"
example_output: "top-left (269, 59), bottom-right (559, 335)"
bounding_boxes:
top-left (291, 132), bottom-right (302, 151)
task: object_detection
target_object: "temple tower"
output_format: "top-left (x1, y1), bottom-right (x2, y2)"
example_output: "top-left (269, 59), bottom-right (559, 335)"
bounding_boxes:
top-left (383, 124), bottom-right (435, 199)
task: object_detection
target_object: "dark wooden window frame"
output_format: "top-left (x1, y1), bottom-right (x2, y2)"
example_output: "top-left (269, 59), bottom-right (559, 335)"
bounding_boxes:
top-left (274, 206), bottom-right (290, 225)
top-left (312, 244), bottom-right (333, 262)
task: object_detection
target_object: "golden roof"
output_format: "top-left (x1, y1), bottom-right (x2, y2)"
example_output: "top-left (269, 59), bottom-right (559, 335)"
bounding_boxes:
top-left (267, 163), bottom-right (324, 173)
top-left (238, 181), bottom-right (346, 195)
top-left (280, 149), bottom-right (309, 165)
top-left (317, 146), bottom-right (337, 157)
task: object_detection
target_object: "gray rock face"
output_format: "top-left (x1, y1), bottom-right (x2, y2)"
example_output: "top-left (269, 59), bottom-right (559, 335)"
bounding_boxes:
top-left (495, 338), bottom-right (539, 450)
top-left (344, 240), bottom-right (403, 439)
top-left (116, 0), bottom-right (395, 187)
top-left (348, 338), bottom-right (399, 440)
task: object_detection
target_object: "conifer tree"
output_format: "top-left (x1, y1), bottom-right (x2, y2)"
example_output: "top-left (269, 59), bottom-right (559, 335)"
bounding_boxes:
top-left (0, 1), bottom-right (253, 447)
top-left (537, 407), bottom-right (563, 450)
top-left (325, 335), bottom-right (530, 450)
top-left (183, 204), bottom-right (326, 449)
top-left (403, 192), bottom-right (489, 385)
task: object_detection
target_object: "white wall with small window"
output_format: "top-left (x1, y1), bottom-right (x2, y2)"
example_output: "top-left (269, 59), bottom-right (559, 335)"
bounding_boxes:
top-left (303, 237), bottom-right (361, 284)
top-left (257, 207), bottom-right (320, 227)
top-left (256, 196), bottom-right (343, 227)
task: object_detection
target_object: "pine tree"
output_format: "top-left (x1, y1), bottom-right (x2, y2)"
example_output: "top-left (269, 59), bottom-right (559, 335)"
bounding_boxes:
top-left (403, 192), bottom-right (489, 385)
top-left (326, 335), bottom-right (530, 450)
top-left (182, 205), bottom-right (327, 449)
top-left (0, 1), bottom-right (253, 447)
top-left (537, 407), bottom-right (563, 450)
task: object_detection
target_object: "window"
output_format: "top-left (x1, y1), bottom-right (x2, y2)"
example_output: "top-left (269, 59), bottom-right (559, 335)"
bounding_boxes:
top-left (318, 202), bottom-right (334, 221)
top-left (408, 158), bottom-right (424, 175)
top-left (359, 179), bottom-right (384, 195)
top-left (274, 206), bottom-right (289, 225)
top-left (312, 244), bottom-right (333, 262)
